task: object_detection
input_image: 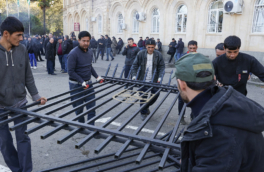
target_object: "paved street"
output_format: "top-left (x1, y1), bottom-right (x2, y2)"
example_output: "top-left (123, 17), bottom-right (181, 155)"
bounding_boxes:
top-left (0, 53), bottom-right (264, 171)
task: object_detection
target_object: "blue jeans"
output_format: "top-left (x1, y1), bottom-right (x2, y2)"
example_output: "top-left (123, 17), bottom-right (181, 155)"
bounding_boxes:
top-left (124, 65), bottom-right (132, 79)
top-left (47, 59), bottom-right (54, 74)
top-left (63, 54), bottom-right (68, 72)
top-left (69, 81), bottom-right (96, 124)
top-left (58, 55), bottom-right (64, 70)
top-left (106, 48), bottom-right (114, 60)
top-left (28, 53), bottom-right (37, 67)
top-left (140, 87), bottom-right (160, 114)
top-left (174, 53), bottom-right (183, 62)
top-left (0, 106), bottom-right (32, 172)
top-left (97, 48), bottom-right (104, 60)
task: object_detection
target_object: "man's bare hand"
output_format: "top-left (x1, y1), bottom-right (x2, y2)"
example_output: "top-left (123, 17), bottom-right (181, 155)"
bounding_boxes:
top-left (216, 80), bottom-right (223, 87)
top-left (248, 75), bottom-right (251, 80)
top-left (37, 97), bottom-right (47, 105)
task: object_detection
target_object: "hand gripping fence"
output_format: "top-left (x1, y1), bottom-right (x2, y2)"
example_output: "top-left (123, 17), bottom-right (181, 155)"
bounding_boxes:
top-left (1, 63), bottom-right (188, 171)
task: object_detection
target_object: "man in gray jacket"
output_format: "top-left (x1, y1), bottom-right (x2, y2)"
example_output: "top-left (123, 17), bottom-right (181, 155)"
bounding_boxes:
top-left (131, 39), bottom-right (165, 120)
top-left (0, 17), bottom-right (47, 172)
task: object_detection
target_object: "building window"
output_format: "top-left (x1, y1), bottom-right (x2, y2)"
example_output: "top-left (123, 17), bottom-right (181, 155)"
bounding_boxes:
top-left (176, 5), bottom-right (187, 33)
top-left (133, 11), bottom-right (139, 33)
top-left (152, 8), bottom-right (160, 33)
top-left (98, 15), bottom-right (102, 33)
top-left (253, 0), bottom-right (264, 33)
top-left (118, 13), bottom-right (124, 33)
top-left (208, 1), bottom-right (223, 33)
top-left (85, 18), bottom-right (89, 31)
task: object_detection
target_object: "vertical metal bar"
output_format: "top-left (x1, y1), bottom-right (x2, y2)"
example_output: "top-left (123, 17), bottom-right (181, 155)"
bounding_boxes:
top-left (112, 64), bottom-right (118, 78)
top-left (158, 103), bottom-right (187, 169)
top-left (104, 63), bottom-right (111, 77)
top-left (119, 66), bottom-right (125, 79)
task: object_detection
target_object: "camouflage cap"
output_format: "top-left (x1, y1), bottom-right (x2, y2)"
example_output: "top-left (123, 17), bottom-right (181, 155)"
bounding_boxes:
top-left (172, 53), bottom-right (215, 83)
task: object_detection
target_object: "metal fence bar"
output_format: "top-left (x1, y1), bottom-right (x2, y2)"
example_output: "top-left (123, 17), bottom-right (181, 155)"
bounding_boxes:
top-left (158, 103), bottom-right (187, 169)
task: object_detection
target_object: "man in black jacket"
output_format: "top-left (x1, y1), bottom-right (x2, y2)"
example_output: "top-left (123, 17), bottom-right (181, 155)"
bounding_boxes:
top-left (117, 38), bottom-right (124, 54)
top-left (155, 38), bottom-right (162, 52)
top-left (168, 38), bottom-right (176, 63)
top-left (105, 35), bottom-right (114, 61)
top-left (213, 36), bottom-right (264, 96)
top-left (33, 35), bottom-right (44, 61)
top-left (138, 37), bottom-right (144, 50)
top-left (175, 53), bottom-right (264, 172)
top-left (174, 38), bottom-right (184, 61)
top-left (122, 38), bottom-right (140, 79)
top-left (62, 35), bottom-right (73, 73)
top-left (96, 35), bottom-right (105, 60)
top-left (72, 37), bottom-right (79, 48)
top-left (46, 38), bottom-right (56, 75)
top-left (89, 36), bottom-right (97, 63)
top-left (131, 39), bottom-right (165, 120)
top-left (56, 37), bottom-right (64, 72)
top-left (26, 37), bottom-right (37, 69)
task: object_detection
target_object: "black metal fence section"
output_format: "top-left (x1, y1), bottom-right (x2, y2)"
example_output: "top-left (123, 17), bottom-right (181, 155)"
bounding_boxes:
top-left (1, 63), bottom-right (187, 171)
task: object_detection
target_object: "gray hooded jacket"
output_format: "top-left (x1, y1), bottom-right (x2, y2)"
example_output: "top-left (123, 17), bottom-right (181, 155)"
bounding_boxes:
top-left (0, 44), bottom-right (41, 108)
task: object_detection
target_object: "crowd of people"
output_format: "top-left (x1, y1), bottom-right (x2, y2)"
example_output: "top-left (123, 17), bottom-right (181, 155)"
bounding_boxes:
top-left (2, 16), bottom-right (264, 172)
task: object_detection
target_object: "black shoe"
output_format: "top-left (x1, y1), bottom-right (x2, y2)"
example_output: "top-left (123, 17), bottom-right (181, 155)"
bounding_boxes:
top-left (51, 73), bottom-right (57, 75)
top-left (111, 58), bottom-right (114, 61)
top-left (40, 60), bottom-right (44, 61)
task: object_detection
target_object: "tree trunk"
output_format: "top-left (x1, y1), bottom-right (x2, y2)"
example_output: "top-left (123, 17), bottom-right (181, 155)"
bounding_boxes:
top-left (43, 6), bottom-right (46, 34)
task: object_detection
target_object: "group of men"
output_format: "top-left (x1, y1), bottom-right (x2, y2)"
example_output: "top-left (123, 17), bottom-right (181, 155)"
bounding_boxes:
top-left (1, 16), bottom-right (264, 172)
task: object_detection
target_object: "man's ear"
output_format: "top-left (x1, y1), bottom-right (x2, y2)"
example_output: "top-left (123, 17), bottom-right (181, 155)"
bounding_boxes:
top-left (177, 79), bottom-right (187, 91)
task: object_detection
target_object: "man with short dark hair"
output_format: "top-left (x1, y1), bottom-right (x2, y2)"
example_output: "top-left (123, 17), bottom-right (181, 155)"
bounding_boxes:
top-left (56, 37), bottom-right (64, 72)
top-left (117, 38), bottom-right (124, 54)
top-left (90, 36), bottom-right (97, 63)
top-left (215, 43), bottom-right (225, 57)
top-left (213, 35), bottom-right (264, 96)
top-left (46, 38), bottom-right (56, 75)
top-left (72, 37), bottom-right (79, 48)
top-left (156, 38), bottom-right (162, 52)
top-left (174, 38), bottom-right (184, 61)
top-left (105, 35), bottom-right (114, 61)
top-left (138, 37), bottom-right (144, 50)
top-left (131, 39), bottom-right (165, 120)
top-left (67, 31), bottom-right (104, 124)
top-left (175, 53), bottom-right (264, 172)
top-left (62, 35), bottom-right (73, 73)
top-left (122, 38), bottom-right (140, 80)
top-left (0, 16), bottom-right (47, 172)
top-left (96, 35), bottom-right (105, 60)
top-left (178, 40), bottom-right (198, 124)
top-left (143, 37), bottom-right (149, 49)
top-left (168, 38), bottom-right (177, 63)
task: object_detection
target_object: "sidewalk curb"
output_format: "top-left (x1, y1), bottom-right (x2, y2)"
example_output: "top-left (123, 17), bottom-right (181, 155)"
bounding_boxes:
top-left (248, 81), bottom-right (264, 86)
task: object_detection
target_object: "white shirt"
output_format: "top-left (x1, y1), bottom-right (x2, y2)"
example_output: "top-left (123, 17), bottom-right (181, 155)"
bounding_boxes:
top-left (146, 53), bottom-right (153, 82)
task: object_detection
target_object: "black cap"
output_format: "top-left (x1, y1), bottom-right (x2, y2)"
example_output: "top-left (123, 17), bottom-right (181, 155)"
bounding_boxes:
top-left (140, 37), bottom-right (142, 38)
top-left (105, 35), bottom-right (108, 37)
top-left (146, 39), bottom-right (156, 46)
top-left (172, 38), bottom-right (175, 40)
top-left (118, 37), bottom-right (121, 39)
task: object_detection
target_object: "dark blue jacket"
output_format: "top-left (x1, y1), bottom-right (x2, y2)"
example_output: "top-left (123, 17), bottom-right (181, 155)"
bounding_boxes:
top-left (122, 43), bottom-right (140, 65)
top-left (175, 40), bottom-right (184, 54)
top-left (67, 46), bottom-right (98, 83)
top-left (168, 41), bottom-right (176, 55)
top-left (117, 39), bottom-right (124, 49)
top-left (181, 86), bottom-right (264, 172)
top-left (156, 41), bottom-right (162, 52)
top-left (97, 39), bottom-right (105, 49)
top-left (105, 37), bottom-right (112, 48)
top-left (138, 40), bottom-right (144, 48)
top-left (72, 40), bottom-right (79, 48)
top-left (90, 38), bottom-right (97, 49)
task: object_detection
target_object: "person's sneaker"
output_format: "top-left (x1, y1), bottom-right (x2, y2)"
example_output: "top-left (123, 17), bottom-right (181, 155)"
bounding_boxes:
top-left (33, 66), bottom-right (37, 69)
top-left (106, 59), bottom-right (109, 61)
top-left (140, 109), bottom-right (150, 121)
top-left (180, 118), bottom-right (187, 125)
top-left (111, 58), bottom-right (114, 61)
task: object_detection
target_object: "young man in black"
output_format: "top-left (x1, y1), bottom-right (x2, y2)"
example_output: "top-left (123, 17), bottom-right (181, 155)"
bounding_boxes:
top-left (122, 38), bottom-right (140, 79)
top-left (213, 36), bottom-right (264, 96)
top-left (176, 53), bottom-right (264, 172)
top-left (68, 31), bottom-right (104, 124)
top-left (96, 35), bottom-right (105, 60)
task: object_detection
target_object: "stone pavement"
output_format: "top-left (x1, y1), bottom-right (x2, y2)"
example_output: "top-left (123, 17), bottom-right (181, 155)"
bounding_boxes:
top-left (0, 53), bottom-right (264, 171)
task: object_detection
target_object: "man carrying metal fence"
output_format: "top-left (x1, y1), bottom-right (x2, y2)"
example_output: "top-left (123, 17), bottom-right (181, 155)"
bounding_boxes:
top-left (131, 39), bottom-right (165, 121)
top-left (174, 53), bottom-right (264, 171)
top-left (0, 17), bottom-right (47, 172)
top-left (67, 31), bottom-right (104, 124)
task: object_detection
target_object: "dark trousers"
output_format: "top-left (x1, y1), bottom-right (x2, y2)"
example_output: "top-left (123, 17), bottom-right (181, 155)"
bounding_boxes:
top-left (34, 51), bottom-right (43, 61)
top-left (97, 48), bottom-right (104, 60)
top-left (140, 87), bottom-right (160, 114)
top-left (69, 81), bottom-right (96, 124)
top-left (169, 54), bottom-right (174, 63)
top-left (58, 55), bottom-right (64, 70)
top-left (63, 54), bottom-right (68, 72)
top-left (0, 106), bottom-right (32, 172)
top-left (124, 65), bottom-right (132, 79)
top-left (47, 59), bottom-right (54, 74)
top-left (40, 47), bottom-right (44, 55)
top-left (91, 48), bottom-right (97, 63)
top-left (117, 47), bottom-right (123, 54)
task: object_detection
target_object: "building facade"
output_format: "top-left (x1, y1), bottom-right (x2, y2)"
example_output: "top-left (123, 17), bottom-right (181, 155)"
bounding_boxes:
top-left (63, 0), bottom-right (264, 61)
